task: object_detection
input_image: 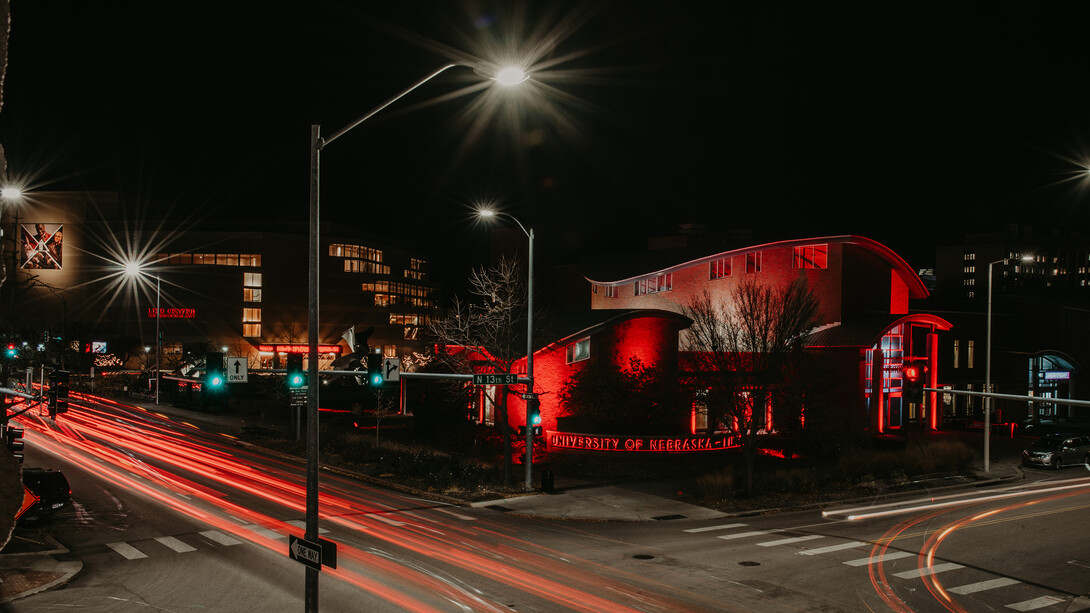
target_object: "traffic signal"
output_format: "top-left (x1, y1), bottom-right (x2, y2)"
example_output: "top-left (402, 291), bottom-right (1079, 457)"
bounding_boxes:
top-left (4, 426), bottom-right (24, 463)
top-left (903, 363), bottom-right (925, 404)
top-left (53, 369), bottom-right (69, 414)
top-left (205, 352), bottom-right (225, 390)
top-left (286, 353), bottom-right (306, 389)
top-left (4, 343), bottom-right (16, 359)
top-left (366, 353), bottom-right (383, 387)
top-left (528, 395), bottom-right (541, 428)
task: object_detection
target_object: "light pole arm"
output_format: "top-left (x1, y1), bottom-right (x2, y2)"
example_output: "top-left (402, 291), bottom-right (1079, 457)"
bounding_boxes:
top-left (320, 63), bottom-right (461, 150)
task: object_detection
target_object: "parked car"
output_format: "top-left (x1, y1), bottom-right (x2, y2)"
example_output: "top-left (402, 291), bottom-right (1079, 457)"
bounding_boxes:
top-left (19, 467), bottom-right (71, 523)
top-left (1021, 434), bottom-right (1090, 470)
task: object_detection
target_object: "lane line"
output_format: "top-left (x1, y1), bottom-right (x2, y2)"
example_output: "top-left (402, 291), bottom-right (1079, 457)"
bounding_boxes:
top-left (947, 577), bottom-right (1021, 594)
top-left (798, 541), bottom-right (868, 556)
top-left (107, 542), bottom-right (148, 560)
top-left (155, 536), bottom-right (197, 553)
top-left (892, 562), bottom-right (964, 579)
top-left (683, 523), bottom-right (747, 533)
top-left (433, 507), bottom-right (477, 521)
top-left (842, 551), bottom-right (914, 567)
top-left (199, 530), bottom-right (243, 546)
top-left (757, 535), bottom-right (825, 547)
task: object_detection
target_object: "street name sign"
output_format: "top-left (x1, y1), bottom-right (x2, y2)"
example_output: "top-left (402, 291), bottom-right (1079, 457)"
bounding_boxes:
top-left (288, 535), bottom-right (322, 571)
top-left (289, 388), bottom-right (308, 407)
top-left (473, 373), bottom-right (518, 386)
top-left (226, 357), bottom-right (248, 383)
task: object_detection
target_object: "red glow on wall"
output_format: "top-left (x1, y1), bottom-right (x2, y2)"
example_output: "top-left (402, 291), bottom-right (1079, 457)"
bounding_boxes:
top-left (257, 344), bottom-right (342, 354)
top-left (547, 431), bottom-right (740, 453)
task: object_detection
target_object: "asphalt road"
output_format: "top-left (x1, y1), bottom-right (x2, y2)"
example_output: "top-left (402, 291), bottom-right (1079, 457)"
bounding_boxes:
top-left (8, 394), bottom-right (1090, 612)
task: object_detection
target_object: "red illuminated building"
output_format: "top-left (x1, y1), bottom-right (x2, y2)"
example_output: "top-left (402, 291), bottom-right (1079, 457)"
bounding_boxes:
top-left (496, 235), bottom-right (950, 437)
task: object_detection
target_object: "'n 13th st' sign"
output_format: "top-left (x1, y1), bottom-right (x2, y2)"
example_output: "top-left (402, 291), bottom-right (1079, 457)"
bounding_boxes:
top-left (546, 431), bottom-right (740, 453)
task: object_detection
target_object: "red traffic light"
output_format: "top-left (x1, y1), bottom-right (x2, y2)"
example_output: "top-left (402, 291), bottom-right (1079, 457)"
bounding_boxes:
top-left (903, 365), bottom-right (920, 382)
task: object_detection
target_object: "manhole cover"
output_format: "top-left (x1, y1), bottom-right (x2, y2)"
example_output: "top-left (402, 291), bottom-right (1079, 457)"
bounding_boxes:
top-left (738, 561), bottom-right (760, 567)
top-left (633, 554), bottom-right (655, 560)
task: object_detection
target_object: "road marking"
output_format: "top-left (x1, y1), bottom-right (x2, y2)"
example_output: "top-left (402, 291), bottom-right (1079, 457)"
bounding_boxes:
top-left (433, 507), bottom-right (477, 521)
top-left (843, 551), bottom-right (914, 566)
top-left (718, 530), bottom-right (782, 541)
top-left (798, 541), bottom-right (868, 556)
top-left (1005, 595), bottom-right (1065, 611)
top-left (286, 520), bottom-right (329, 533)
top-left (107, 542), bottom-right (148, 560)
top-left (683, 523), bottom-right (747, 533)
top-left (155, 536), bottom-right (197, 553)
top-left (947, 577), bottom-right (1021, 594)
top-left (370, 514), bottom-right (406, 527)
top-left (243, 524), bottom-right (285, 540)
top-left (199, 530), bottom-right (243, 546)
top-left (892, 562), bottom-right (964, 579)
top-left (757, 535), bottom-right (825, 547)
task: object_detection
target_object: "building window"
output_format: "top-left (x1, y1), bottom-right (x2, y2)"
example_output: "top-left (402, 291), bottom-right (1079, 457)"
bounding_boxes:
top-left (404, 257), bottom-right (428, 281)
top-left (792, 244), bottom-right (827, 269)
top-left (710, 257), bottom-right (731, 279)
top-left (243, 272), bottom-right (262, 303)
top-left (604, 285), bottom-right (617, 298)
top-left (566, 338), bottom-right (590, 364)
top-left (746, 252), bottom-right (762, 274)
top-left (242, 306), bottom-right (261, 338)
top-left (952, 340), bottom-right (959, 369)
top-left (963, 252), bottom-right (976, 261)
top-left (967, 340), bottom-right (975, 369)
top-left (243, 323), bottom-right (261, 337)
top-left (634, 273), bottom-right (672, 296)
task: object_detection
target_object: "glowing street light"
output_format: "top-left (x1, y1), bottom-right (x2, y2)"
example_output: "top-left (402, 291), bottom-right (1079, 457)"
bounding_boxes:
top-left (477, 207), bottom-right (536, 492)
top-left (983, 253), bottom-right (1034, 473)
top-left (304, 62), bottom-right (528, 610)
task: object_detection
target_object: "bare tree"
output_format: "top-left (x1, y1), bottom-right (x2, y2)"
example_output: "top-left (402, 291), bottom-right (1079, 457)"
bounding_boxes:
top-left (682, 276), bottom-right (818, 496)
top-left (429, 255), bottom-right (527, 488)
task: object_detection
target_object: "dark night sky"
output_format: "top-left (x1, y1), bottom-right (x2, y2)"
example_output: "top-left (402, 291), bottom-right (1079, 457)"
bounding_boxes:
top-left (4, 1), bottom-right (1090, 279)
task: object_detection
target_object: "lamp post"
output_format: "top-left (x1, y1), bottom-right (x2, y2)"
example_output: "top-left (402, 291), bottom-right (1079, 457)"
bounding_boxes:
top-left (305, 63), bottom-right (527, 611)
top-left (984, 254), bottom-right (1033, 473)
top-left (0, 187), bottom-right (23, 314)
top-left (123, 263), bottom-right (161, 406)
top-left (478, 209), bottom-right (535, 492)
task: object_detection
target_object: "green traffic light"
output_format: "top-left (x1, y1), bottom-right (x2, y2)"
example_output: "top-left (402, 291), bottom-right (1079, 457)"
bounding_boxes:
top-left (210, 375), bottom-right (224, 387)
top-left (289, 374), bottom-right (305, 387)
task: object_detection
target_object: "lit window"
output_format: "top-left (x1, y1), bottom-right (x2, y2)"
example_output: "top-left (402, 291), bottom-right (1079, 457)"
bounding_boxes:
top-left (792, 245), bottom-right (827, 269)
top-left (243, 308), bottom-right (261, 323)
top-left (710, 257), bottom-right (731, 279)
top-left (242, 323), bottom-right (261, 337)
top-left (746, 252), bottom-right (762, 273)
top-left (243, 273), bottom-right (262, 303)
top-left (634, 273), bottom-right (672, 296)
top-left (967, 340), bottom-right (975, 369)
top-left (243, 288), bottom-right (262, 302)
top-left (952, 340), bottom-right (959, 369)
top-left (565, 338), bottom-right (590, 364)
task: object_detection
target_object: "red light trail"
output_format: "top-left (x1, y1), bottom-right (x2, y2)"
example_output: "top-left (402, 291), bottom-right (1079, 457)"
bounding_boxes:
top-left (13, 392), bottom-right (722, 611)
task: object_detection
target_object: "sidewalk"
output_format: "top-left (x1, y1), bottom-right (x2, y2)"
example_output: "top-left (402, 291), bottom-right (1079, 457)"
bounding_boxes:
top-left (0, 395), bottom-right (1030, 603)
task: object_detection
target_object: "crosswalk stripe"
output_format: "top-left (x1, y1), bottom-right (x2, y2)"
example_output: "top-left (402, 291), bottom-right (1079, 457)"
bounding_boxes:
top-left (798, 541), bottom-right (868, 556)
top-left (757, 535), bottom-right (825, 547)
top-left (1005, 596), bottom-right (1065, 611)
top-left (893, 562), bottom-right (964, 579)
top-left (107, 542), bottom-right (148, 560)
top-left (434, 507), bottom-right (477, 521)
top-left (718, 530), bottom-right (782, 541)
top-left (843, 551), bottom-right (915, 567)
top-left (243, 524), bottom-right (285, 540)
top-left (370, 514), bottom-right (406, 527)
top-left (286, 520), bottom-right (330, 533)
top-left (199, 530), bottom-right (243, 546)
top-left (947, 577), bottom-right (1021, 594)
top-left (683, 523), bottom-right (747, 533)
top-left (155, 536), bottom-right (197, 553)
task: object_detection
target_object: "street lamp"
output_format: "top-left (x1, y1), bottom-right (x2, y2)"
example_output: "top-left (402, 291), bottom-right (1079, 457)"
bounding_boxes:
top-left (984, 253), bottom-right (1033, 473)
top-left (304, 62), bottom-right (527, 611)
top-left (123, 263), bottom-right (162, 406)
top-left (478, 208), bottom-right (536, 492)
